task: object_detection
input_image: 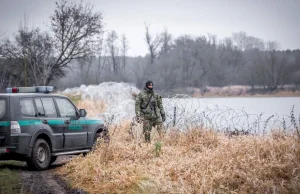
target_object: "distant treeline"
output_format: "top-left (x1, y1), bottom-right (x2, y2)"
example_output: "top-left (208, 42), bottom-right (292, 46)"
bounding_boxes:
top-left (55, 31), bottom-right (300, 92)
top-left (0, 1), bottom-right (299, 92)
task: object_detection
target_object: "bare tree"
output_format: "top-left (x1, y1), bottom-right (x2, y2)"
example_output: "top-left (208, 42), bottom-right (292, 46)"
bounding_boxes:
top-left (78, 57), bottom-right (94, 84)
top-left (1, 24), bottom-right (54, 86)
top-left (0, 0), bottom-right (103, 88)
top-left (120, 34), bottom-right (129, 72)
top-left (207, 33), bottom-right (217, 46)
top-left (232, 32), bottom-right (265, 51)
top-left (159, 27), bottom-right (172, 56)
top-left (266, 42), bottom-right (279, 90)
top-left (292, 50), bottom-right (300, 88)
top-left (131, 58), bottom-right (149, 88)
top-left (255, 41), bottom-right (288, 90)
top-left (106, 30), bottom-right (120, 75)
top-left (95, 35), bottom-right (107, 83)
top-left (48, 0), bottom-right (103, 85)
top-left (145, 24), bottom-right (162, 65)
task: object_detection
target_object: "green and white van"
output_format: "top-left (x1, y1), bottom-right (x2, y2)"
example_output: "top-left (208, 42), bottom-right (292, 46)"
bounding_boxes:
top-left (0, 86), bottom-right (107, 170)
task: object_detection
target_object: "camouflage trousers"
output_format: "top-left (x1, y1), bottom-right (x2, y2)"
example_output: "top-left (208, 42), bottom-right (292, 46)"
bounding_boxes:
top-left (143, 119), bottom-right (163, 143)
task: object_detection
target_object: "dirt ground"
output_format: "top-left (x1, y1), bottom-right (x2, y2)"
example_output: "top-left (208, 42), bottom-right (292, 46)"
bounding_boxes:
top-left (2, 156), bottom-right (87, 194)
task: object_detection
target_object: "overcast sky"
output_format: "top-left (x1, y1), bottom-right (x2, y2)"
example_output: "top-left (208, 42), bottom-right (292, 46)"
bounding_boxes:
top-left (0, 0), bottom-right (299, 56)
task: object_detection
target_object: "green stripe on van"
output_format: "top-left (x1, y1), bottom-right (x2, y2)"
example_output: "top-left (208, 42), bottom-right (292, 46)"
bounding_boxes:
top-left (0, 121), bottom-right (10, 127)
top-left (68, 125), bottom-right (83, 130)
top-left (86, 120), bottom-right (103, 125)
top-left (18, 120), bottom-right (42, 126)
top-left (17, 120), bottom-right (66, 126)
top-left (10, 119), bottom-right (103, 126)
top-left (70, 120), bottom-right (86, 125)
top-left (47, 120), bottom-right (64, 125)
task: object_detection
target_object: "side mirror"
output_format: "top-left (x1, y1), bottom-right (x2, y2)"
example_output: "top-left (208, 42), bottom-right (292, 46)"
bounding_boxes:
top-left (79, 109), bottom-right (87, 117)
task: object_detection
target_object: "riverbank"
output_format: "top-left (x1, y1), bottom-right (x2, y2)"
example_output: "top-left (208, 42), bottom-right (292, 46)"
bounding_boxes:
top-left (158, 85), bottom-right (300, 98)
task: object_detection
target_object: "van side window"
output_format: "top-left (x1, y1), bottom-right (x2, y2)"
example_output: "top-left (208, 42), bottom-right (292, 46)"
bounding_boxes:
top-left (0, 99), bottom-right (6, 119)
top-left (55, 98), bottom-right (76, 117)
top-left (20, 98), bottom-right (36, 117)
top-left (35, 98), bottom-right (45, 116)
top-left (41, 98), bottom-right (57, 117)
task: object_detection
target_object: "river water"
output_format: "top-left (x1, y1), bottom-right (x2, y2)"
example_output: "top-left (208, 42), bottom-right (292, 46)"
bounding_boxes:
top-left (163, 97), bottom-right (300, 133)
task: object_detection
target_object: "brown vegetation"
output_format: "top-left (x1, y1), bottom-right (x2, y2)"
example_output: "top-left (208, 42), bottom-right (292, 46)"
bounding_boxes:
top-left (76, 99), bottom-right (107, 117)
top-left (57, 121), bottom-right (300, 194)
top-left (192, 85), bottom-right (300, 97)
top-left (61, 93), bottom-right (107, 117)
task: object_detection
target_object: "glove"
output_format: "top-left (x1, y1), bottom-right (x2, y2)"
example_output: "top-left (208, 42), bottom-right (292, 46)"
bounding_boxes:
top-left (161, 114), bottom-right (166, 122)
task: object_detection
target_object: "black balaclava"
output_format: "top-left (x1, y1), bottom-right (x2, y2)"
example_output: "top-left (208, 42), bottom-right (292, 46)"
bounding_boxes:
top-left (145, 80), bottom-right (153, 91)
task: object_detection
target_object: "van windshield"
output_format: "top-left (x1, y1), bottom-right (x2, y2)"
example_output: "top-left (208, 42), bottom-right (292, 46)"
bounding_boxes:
top-left (0, 100), bottom-right (5, 119)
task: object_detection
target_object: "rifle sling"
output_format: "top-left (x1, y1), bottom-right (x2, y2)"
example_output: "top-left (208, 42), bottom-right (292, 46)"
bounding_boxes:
top-left (141, 93), bottom-right (154, 110)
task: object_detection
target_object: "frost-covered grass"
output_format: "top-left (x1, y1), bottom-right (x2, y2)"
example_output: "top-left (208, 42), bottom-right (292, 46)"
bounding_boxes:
top-left (57, 123), bottom-right (300, 194)
top-left (62, 82), bottom-right (139, 123)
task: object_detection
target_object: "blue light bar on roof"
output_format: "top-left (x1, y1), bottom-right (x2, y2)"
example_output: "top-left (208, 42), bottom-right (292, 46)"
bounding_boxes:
top-left (36, 86), bottom-right (54, 93)
top-left (6, 86), bottom-right (54, 93)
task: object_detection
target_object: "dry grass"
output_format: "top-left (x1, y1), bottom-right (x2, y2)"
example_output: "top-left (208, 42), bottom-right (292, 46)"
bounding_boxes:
top-left (59, 93), bottom-right (107, 117)
top-left (56, 122), bottom-right (300, 194)
top-left (76, 99), bottom-right (107, 117)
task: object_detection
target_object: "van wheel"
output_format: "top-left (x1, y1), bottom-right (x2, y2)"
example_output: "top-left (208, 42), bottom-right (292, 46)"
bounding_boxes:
top-left (26, 139), bottom-right (51, 170)
top-left (50, 156), bottom-right (57, 165)
top-left (92, 132), bottom-right (101, 150)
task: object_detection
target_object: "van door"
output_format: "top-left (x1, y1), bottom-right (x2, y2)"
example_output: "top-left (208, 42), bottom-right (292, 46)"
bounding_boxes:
top-left (35, 97), bottom-right (64, 151)
top-left (54, 97), bottom-right (87, 149)
top-left (0, 97), bottom-right (9, 146)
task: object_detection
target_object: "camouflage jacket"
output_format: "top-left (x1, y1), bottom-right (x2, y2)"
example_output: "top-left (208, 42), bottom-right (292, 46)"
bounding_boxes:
top-left (135, 87), bottom-right (165, 120)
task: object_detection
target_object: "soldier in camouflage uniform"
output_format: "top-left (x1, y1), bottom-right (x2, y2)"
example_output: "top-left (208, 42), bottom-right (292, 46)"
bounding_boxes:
top-left (135, 81), bottom-right (166, 143)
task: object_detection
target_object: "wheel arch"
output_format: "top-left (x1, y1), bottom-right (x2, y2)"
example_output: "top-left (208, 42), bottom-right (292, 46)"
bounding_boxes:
top-left (29, 129), bottom-right (53, 151)
top-left (92, 124), bottom-right (106, 136)
top-left (88, 124), bottom-right (105, 147)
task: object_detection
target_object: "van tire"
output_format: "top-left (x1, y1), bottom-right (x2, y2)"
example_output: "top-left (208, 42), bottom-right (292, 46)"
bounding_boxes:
top-left (92, 132), bottom-right (101, 150)
top-left (50, 156), bottom-right (57, 165)
top-left (26, 139), bottom-right (51, 170)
